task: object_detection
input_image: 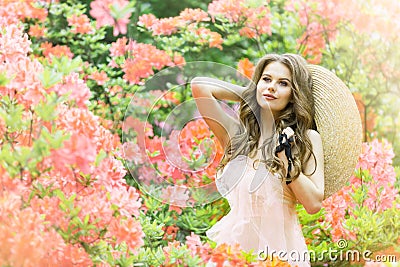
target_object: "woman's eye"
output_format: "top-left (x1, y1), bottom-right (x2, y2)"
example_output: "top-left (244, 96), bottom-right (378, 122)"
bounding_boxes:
top-left (263, 77), bottom-right (271, 82)
top-left (280, 81), bottom-right (288, 86)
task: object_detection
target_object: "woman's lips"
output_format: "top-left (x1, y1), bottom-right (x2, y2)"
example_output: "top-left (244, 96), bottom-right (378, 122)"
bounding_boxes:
top-left (263, 93), bottom-right (277, 100)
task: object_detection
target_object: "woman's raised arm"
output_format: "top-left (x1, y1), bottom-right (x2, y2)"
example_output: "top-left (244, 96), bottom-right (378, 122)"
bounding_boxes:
top-left (191, 77), bottom-right (245, 149)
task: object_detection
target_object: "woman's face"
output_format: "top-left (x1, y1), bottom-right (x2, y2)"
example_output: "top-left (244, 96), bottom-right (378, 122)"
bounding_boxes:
top-left (256, 61), bottom-right (293, 117)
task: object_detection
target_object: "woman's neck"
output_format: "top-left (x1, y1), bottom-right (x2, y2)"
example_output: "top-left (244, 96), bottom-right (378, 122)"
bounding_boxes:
top-left (259, 108), bottom-right (276, 141)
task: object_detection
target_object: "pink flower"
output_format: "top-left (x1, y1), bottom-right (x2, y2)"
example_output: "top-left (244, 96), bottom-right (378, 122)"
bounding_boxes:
top-left (244, 6), bottom-right (272, 36)
top-left (0, 23), bottom-right (31, 62)
top-left (111, 40), bottom-right (174, 84)
top-left (122, 58), bottom-right (153, 85)
top-left (179, 8), bottom-right (210, 23)
top-left (109, 186), bottom-right (142, 218)
top-left (186, 232), bottom-right (212, 261)
top-left (107, 217), bottom-right (144, 253)
top-left (67, 14), bottom-right (93, 34)
top-left (173, 52), bottom-right (186, 67)
top-left (51, 133), bottom-right (97, 174)
top-left (138, 13), bottom-right (158, 29)
top-left (195, 27), bottom-right (224, 50)
top-left (89, 0), bottom-right (132, 36)
top-left (40, 42), bottom-right (74, 59)
top-left (149, 17), bottom-right (180, 36)
top-left (93, 157), bottom-right (128, 190)
top-left (208, 0), bottom-right (248, 23)
top-left (88, 70), bottom-right (109, 85)
top-left (323, 139), bottom-right (398, 241)
top-left (51, 73), bottom-right (91, 108)
top-left (110, 37), bottom-right (128, 57)
top-left (28, 24), bottom-right (47, 38)
top-left (0, 192), bottom-right (69, 267)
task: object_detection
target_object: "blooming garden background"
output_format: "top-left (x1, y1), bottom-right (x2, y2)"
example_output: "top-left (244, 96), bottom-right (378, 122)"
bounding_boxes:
top-left (0, 0), bottom-right (400, 266)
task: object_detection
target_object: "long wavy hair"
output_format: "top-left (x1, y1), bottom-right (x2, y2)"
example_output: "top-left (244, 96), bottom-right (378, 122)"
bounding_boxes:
top-left (219, 53), bottom-right (317, 182)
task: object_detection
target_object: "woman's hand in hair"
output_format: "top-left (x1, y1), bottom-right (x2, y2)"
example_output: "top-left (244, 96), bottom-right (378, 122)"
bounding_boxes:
top-left (191, 77), bottom-right (245, 149)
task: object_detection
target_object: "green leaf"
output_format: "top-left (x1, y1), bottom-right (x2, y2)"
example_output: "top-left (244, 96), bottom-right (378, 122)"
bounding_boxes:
top-left (0, 71), bottom-right (12, 86)
top-left (38, 67), bottom-right (63, 89)
top-left (0, 97), bottom-right (25, 132)
top-left (95, 149), bottom-right (108, 167)
top-left (34, 92), bottom-right (62, 121)
top-left (109, 1), bottom-right (136, 20)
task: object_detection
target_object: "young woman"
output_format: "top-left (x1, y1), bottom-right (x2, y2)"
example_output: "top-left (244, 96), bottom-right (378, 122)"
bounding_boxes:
top-left (191, 54), bottom-right (324, 266)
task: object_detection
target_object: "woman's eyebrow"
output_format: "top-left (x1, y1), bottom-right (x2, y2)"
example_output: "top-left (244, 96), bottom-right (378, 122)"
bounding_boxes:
top-left (280, 78), bottom-right (292, 83)
top-left (262, 73), bottom-right (292, 82)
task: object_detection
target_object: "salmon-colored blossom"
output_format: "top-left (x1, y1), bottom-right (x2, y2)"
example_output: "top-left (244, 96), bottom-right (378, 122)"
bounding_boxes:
top-left (138, 8), bottom-right (209, 37)
top-left (237, 58), bottom-right (255, 79)
top-left (179, 8), bottom-right (210, 23)
top-left (51, 133), bottom-right (97, 174)
top-left (122, 58), bottom-right (154, 85)
top-left (138, 13), bottom-right (158, 28)
top-left (239, 26), bottom-right (257, 38)
top-left (89, 70), bottom-right (109, 85)
top-left (107, 216), bottom-right (144, 253)
top-left (208, 0), bottom-right (248, 23)
top-left (28, 24), bottom-right (47, 38)
top-left (0, 192), bottom-right (71, 267)
top-left (162, 240), bottom-right (182, 265)
top-left (244, 6), bottom-right (272, 36)
top-left (195, 27), bottom-right (224, 50)
top-left (40, 42), bottom-right (74, 59)
top-left (151, 17), bottom-right (181, 36)
top-left (51, 72), bottom-right (91, 108)
top-left (0, 1), bottom-right (48, 23)
top-left (122, 141), bottom-right (144, 164)
top-left (173, 52), bottom-right (186, 67)
top-left (296, 22), bottom-right (325, 64)
top-left (163, 225), bottom-right (180, 241)
top-left (110, 36), bottom-right (128, 57)
top-left (120, 42), bottom-right (173, 84)
top-left (67, 14), bottom-right (94, 34)
top-left (109, 186), bottom-right (142, 217)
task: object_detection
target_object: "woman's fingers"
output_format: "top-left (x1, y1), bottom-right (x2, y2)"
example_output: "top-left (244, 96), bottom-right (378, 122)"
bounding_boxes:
top-left (282, 126), bottom-right (295, 139)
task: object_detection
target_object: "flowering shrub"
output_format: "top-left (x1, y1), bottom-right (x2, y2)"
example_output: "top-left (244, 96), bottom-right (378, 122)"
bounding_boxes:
top-left (1, 0), bottom-right (399, 266)
top-left (297, 139), bottom-right (400, 265)
top-left (0, 9), bottom-right (144, 267)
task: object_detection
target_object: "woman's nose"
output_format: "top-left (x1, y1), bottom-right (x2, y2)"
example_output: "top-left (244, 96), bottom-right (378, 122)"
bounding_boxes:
top-left (268, 83), bottom-right (276, 92)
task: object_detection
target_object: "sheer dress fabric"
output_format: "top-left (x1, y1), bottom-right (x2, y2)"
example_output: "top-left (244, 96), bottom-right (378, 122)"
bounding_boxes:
top-left (206, 155), bottom-right (310, 267)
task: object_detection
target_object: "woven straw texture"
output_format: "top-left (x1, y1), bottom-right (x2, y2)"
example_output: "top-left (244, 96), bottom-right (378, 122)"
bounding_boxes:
top-left (307, 65), bottom-right (362, 199)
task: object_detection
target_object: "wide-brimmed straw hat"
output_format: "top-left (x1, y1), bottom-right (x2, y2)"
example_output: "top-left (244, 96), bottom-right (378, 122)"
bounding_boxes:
top-left (307, 65), bottom-right (362, 199)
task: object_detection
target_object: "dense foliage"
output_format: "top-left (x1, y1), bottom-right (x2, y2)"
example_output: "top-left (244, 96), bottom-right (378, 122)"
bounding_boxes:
top-left (0, 0), bottom-right (399, 266)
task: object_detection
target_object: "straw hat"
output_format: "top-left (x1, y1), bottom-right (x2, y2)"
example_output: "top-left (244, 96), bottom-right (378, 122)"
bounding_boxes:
top-left (307, 65), bottom-right (362, 199)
